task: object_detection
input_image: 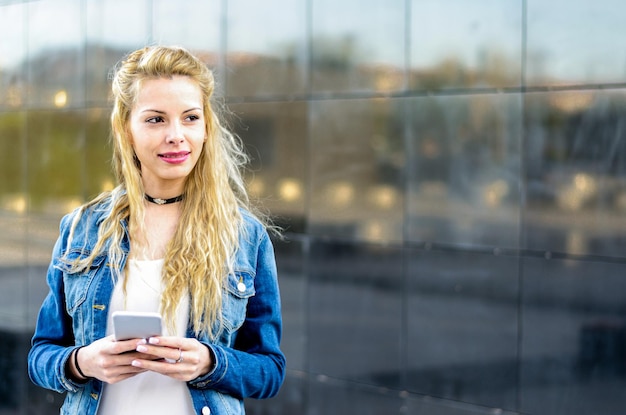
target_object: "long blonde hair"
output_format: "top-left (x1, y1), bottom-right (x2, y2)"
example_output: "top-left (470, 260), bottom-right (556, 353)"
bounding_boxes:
top-left (65, 45), bottom-right (254, 338)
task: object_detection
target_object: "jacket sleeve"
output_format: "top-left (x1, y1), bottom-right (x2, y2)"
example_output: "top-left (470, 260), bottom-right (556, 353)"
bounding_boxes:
top-left (188, 228), bottom-right (286, 399)
top-left (28, 213), bottom-right (86, 393)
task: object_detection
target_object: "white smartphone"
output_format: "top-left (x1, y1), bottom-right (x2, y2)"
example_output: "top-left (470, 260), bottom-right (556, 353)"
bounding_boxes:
top-left (112, 311), bottom-right (163, 341)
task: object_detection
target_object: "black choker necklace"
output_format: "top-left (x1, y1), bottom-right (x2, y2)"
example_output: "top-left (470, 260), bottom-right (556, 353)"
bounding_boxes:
top-left (144, 194), bottom-right (184, 205)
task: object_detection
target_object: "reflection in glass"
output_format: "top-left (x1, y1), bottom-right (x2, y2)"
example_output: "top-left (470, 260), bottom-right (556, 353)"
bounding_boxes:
top-left (85, 0), bottom-right (154, 106)
top-left (524, 90), bottom-right (626, 256)
top-left (310, 98), bottom-right (405, 242)
top-left (311, 0), bottom-right (406, 93)
top-left (226, 0), bottom-right (307, 97)
top-left (407, 249), bottom-right (519, 410)
top-left (411, 0), bottom-right (522, 90)
top-left (526, 0), bottom-right (626, 86)
top-left (0, 4), bottom-right (25, 110)
top-left (229, 101), bottom-right (308, 232)
top-left (308, 240), bottom-right (403, 385)
top-left (26, 111), bottom-right (86, 214)
top-left (26, 0), bottom-right (83, 108)
top-left (521, 256), bottom-right (626, 414)
top-left (407, 93), bottom-right (522, 248)
top-left (84, 108), bottom-right (115, 199)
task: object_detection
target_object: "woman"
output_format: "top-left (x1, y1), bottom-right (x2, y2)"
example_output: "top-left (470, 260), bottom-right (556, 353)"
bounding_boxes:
top-left (28, 45), bottom-right (285, 415)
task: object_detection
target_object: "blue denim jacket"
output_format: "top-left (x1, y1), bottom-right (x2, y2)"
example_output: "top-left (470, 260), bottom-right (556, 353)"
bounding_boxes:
top-left (28, 197), bottom-right (285, 415)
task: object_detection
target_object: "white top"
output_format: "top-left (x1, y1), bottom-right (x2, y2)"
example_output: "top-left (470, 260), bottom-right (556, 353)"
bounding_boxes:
top-left (97, 259), bottom-right (195, 415)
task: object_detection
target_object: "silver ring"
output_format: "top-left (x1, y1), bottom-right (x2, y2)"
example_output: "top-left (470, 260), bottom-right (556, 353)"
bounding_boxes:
top-left (175, 348), bottom-right (184, 364)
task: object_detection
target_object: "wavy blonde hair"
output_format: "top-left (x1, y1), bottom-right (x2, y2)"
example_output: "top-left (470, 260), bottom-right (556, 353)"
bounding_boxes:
top-left (65, 45), bottom-right (255, 338)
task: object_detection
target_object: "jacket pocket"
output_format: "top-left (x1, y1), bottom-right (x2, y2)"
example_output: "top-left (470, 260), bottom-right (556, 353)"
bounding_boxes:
top-left (221, 271), bottom-right (255, 333)
top-left (58, 249), bottom-right (106, 314)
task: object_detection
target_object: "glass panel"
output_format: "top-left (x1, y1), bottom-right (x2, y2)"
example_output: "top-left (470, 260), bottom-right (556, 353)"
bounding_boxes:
top-left (229, 101), bottom-right (308, 233)
top-left (85, 108), bottom-right (114, 198)
top-left (311, 0), bottom-right (406, 93)
top-left (0, 111), bottom-right (27, 333)
top-left (274, 238), bottom-right (306, 371)
top-left (407, 94), bottom-right (522, 249)
top-left (526, 0), bottom-right (626, 86)
top-left (153, 0), bottom-right (222, 91)
top-left (226, 0), bottom-right (307, 97)
top-left (521, 256), bottom-right (626, 414)
top-left (27, 110), bottom-right (85, 215)
top-left (85, 0), bottom-right (150, 49)
top-left (309, 377), bottom-right (406, 415)
top-left (85, 0), bottom-right (152, 106)
top-left (247, 237), bottom-right (307, 414)
top-left (0, 3), bottom-right (25, 110)
top-left (26, 0), bottom-right (84, 108)
top-left (407, 249), bottom-right (520, 410)
top-left (246, 375), bottom-right (307, 414)
top-left (411, 0), bottom-right (522, 91)
top-left (28, 246), bottom-right (58, 321)
top-left (310, 98), bottom-right (405, 243)
top-left (524, 90), bottom-right (626, 256)
top-left (153, 0), bottom-right (220, 52)
top-left (407, 395), bottom-right (520, 415)
top-left (308, 241), bottom-right (403, 387)
top-left (0, 112), bottom-right (26, 206)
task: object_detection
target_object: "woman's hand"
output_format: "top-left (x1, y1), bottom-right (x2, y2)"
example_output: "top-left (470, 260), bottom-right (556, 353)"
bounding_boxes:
top-left (131, 336), bottom-right (213, 382)
top-left (73, 335), bottom-right (158, 384)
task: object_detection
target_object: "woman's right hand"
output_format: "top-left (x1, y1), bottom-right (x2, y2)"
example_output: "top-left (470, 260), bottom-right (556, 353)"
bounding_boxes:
top-left (72, 335), bottom-right (158, 384)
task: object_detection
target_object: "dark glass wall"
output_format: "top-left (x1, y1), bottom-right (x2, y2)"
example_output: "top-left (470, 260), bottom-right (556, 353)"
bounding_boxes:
top-left (1, 0), bottom-right (626, 414)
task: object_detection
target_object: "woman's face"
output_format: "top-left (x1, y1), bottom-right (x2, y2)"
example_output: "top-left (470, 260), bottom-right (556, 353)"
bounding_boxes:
top-left (129, 75), bottom-right (206, 195)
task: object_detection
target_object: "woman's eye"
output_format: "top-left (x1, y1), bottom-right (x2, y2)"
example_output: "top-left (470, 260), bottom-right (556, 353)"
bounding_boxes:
top-left (146, 116), bottom-right (164, 123)
top-left (186, 114), bottom-right (200, 122)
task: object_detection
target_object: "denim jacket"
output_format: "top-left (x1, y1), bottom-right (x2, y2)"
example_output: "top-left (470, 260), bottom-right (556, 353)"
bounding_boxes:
top-left (28, 197), bottom-right (285, 415)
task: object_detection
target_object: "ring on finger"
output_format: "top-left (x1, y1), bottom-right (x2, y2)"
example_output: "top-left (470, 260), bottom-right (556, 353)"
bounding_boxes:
top-left (175, 348), bottom-right (184, 364)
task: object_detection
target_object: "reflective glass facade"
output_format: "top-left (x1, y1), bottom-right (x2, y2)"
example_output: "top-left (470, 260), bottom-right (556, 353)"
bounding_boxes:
top-left (2, 0), bottom-right (626, 414)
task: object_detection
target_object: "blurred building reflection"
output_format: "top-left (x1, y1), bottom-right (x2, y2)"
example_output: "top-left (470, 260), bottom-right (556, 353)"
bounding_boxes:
top-left (2, 0), bottom-right (626, 414)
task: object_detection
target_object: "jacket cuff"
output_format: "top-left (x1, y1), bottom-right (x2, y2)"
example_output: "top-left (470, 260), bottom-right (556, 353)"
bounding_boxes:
top-left (59, 347), bottom-right (89, 393)
top-left (188, 343), bottom-right (226, 389)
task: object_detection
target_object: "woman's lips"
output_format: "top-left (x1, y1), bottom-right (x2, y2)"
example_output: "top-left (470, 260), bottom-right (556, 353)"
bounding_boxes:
top-left (159, 151), bottom-right (190, 164)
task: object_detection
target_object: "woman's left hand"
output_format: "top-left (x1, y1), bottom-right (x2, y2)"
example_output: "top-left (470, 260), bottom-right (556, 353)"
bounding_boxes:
top-left (132, 336), bottom-right (213, 381)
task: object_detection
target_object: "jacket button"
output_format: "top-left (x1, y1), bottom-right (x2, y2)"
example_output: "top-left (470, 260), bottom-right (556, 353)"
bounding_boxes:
top-left (202, 406), bottom-right (211, 415)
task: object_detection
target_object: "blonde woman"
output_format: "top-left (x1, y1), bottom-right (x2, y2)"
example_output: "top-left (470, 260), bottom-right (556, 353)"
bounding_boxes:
top-left (28, 45), bottom-right (285, 415)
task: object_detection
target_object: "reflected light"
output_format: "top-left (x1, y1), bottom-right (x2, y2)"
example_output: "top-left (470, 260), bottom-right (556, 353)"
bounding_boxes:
top-left (363, 221), bottom-right (385, 241)
top-left (615, 192), bottom-right (626, 211)
top-left (573, 173), bottom-right (596, 196)
top-left (566, 230), bottom-right (587, 255)
top-left (54, 90), bottom-right (68, 108)
top-left (372, 66), bottom-right (403, 91)
top-left (65, 198), bottom-right (83, 212)
top-left (101, 179), bottom-right (115, 192)
top-left (557, 173), bottom-right (597, 211)
top-left (4, 194), bottom-right (27, 214)
top-left (278, 178), bottom-right (302, 202)
top-left (327, 181), bottom-right (355, 207)
top-left (421, 138), bottom-right (440, 159)
top-left (483, 180), bottom-right (509, 208)
top-left (549, 93), bottom-right (594, 113)
top-left (247, 177), bottom-right (265, 198)
top-left (368, 185), bottom-right (398, 210)
top-left (7, 86), bottom-right (22, 107)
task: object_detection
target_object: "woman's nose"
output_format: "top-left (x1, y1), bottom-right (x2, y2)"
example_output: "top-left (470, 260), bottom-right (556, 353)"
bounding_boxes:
top-left (166, 121), bottom-right (184, 143)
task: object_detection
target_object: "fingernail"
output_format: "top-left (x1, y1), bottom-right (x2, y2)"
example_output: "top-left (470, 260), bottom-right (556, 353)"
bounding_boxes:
top-left (148, 337), bottom-right (160, 344)
top-left (136, 345), bottom-right (147, 352)
top-left (131, 360), bottom-right (141, 367)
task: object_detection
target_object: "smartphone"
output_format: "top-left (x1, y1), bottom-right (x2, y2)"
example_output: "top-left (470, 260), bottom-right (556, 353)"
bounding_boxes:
top-left (112, 311), bottom-right (163, 341)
